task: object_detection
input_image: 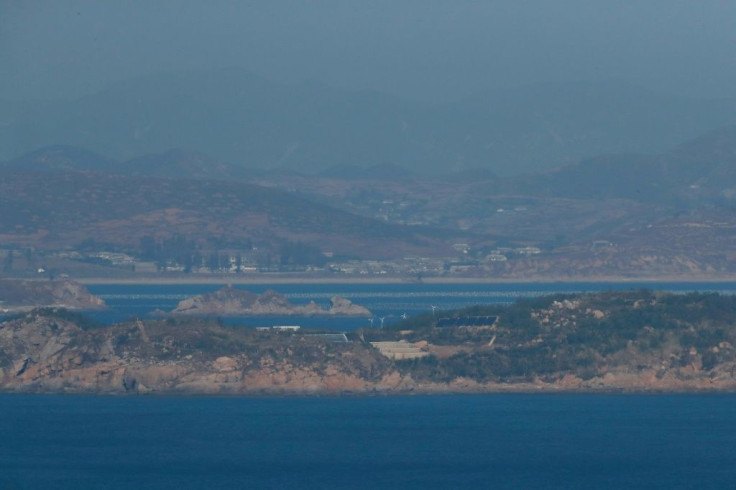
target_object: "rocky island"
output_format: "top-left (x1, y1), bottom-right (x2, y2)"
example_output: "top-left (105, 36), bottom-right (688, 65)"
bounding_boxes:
top-left (171, 286), bottom-right (371, 316)
top-left (2, 290), bottom-right (736, 395)
top-left (0, 279), bottom-right (105, 313)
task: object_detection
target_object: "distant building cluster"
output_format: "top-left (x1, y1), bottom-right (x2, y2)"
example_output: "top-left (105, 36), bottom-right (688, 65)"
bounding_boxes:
top-left (3, 237), bottom-right (550, 279)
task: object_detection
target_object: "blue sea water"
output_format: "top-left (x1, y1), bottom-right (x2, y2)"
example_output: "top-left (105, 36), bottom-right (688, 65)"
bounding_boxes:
top-left (4, 283), bottom-right (736, 489)
top-left (1, 394), bottom-right (735, 489)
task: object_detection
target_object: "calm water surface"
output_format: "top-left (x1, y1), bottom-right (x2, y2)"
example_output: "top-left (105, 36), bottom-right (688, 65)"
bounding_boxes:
top-left (0, 394), bottom-right (734, 489)
top-left (4, 283), bottom-right (736, 488)
top-left (84, 281), bottom-right (736, 328)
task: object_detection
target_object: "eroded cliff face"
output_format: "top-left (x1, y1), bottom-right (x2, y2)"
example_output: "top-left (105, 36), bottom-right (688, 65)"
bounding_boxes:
top-left (2, 309), bottom-right (736, 395)
top-left (0, 311), bottom-right (398, 394)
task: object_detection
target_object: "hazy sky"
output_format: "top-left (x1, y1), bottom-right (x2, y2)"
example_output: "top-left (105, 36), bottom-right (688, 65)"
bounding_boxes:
top-left (2, 0), bottom-right (736, 102)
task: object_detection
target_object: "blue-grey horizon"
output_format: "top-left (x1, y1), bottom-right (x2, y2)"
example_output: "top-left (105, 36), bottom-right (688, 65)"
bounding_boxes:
top-left (2, 0), bottom-right (736, 103)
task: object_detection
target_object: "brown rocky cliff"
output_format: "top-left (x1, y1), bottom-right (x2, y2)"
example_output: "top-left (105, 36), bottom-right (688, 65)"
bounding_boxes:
top-left (0, 311), bottom-right (398, 394)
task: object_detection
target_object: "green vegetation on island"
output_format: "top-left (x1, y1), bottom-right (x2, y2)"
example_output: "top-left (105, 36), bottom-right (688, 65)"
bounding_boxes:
top-left (2, 290), bottom-right (736, 394)
top-left (367, 290), bottom-right (736, 387)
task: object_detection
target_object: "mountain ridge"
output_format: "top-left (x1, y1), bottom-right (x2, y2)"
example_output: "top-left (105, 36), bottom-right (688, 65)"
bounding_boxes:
top-left (3, 68), bottom-right (736, 176)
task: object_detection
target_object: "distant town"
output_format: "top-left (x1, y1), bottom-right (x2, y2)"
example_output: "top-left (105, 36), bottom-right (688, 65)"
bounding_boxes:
top-left (0, 244), bottom-right (545, 281)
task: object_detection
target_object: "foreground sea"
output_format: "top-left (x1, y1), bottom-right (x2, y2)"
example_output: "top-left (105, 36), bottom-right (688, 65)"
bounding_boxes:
top-left (1, 394), bottom-right (735, 489)
top-left (3, 282), bottom-right (736, 488)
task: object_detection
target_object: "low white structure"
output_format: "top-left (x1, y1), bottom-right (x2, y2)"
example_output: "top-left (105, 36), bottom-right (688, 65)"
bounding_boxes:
top-left (371, 340), bottom-right (429, 360)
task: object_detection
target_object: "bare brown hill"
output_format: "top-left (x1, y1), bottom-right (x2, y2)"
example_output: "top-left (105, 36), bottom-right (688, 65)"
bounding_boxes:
top-left (0, 169), bottom-right (450, 259)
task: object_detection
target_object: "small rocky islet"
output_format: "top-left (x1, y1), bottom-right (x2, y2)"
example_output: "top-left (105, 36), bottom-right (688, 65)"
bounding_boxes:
top-left (170, 285), bottom-right (371, 316)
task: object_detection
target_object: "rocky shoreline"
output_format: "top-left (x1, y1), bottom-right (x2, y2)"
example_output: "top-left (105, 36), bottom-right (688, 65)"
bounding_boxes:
top-left (3, 297), bottom-right (736, 395)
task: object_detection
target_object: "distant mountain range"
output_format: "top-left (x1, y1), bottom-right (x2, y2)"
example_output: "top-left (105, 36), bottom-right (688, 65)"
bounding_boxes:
top-left (506, 125), bottom-right (736, 206)
top-left (6, 124), bottom-right (734, 209)
top-left (2, 68), bottom-right (736, 176)
top-left (1, 145), bottom-right (252, 181)
top-left (1, 124), bottom-right (736, 277)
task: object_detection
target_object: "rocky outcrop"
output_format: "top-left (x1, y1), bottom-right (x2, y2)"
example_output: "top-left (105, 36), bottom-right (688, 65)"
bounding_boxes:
top-left (3, 308), bottom-right (736, 395)
top-left (0, 279), bottom-right (106, 312)
top-left (326, 295), bottom-right (371, 316)
top-left (8, 289), bottom-right (736, 395)
top-left (0, 310), bottom-right (395, 394)
top-left (171, 286), bottom-right (370, 316)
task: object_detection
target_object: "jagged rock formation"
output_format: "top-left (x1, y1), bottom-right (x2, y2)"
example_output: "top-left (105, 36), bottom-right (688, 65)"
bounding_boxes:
top-left (171, 286), bottom-right (370, 316)
top-left (0, 279), bottom-right (105, 312)
top-left (325, 295), bottom-right (371, 316)
top-left (0, 310), bottom-right (397, 394)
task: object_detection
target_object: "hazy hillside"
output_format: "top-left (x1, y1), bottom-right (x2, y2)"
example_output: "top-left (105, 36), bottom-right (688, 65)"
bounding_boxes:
top-left (2, 126), bottom-right (736, 279)
top-left (0, 169), bottom-right (449, 259)
top-left (3, 69), bottom-right (736, 176)
top-left (1, 145), bottom-right (119, 173)
top-left (508, 126), bottom-right (736, 205)
top-left (454, 82), bottom-right (736, 175)
top-left (122, 149), bottom-right (253, 180)
top-left (1, 146), bottom-right (255, 182)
